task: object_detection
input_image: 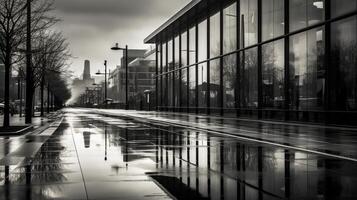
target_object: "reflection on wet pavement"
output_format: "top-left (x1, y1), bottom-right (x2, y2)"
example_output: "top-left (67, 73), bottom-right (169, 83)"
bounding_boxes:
top-left (0, 110), bottom-right (356, 200)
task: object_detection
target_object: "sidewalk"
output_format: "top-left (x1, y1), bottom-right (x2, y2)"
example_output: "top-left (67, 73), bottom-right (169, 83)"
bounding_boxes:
top-left (77, 108), bottom-right (357, 162)
top-left (0, 112), bottom-right (57, 128)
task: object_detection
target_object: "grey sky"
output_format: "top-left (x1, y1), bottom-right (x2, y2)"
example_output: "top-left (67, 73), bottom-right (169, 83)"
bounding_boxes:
top-left (52, 0), bottom-right (191, 78)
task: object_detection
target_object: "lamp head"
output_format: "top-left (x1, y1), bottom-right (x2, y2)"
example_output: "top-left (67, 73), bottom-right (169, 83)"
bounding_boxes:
top-left (111, 43), bottom-right (121, 50)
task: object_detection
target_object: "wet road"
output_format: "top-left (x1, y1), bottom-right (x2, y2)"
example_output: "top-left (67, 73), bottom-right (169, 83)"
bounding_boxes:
top-left (1, 109), bottom-right (357, 200)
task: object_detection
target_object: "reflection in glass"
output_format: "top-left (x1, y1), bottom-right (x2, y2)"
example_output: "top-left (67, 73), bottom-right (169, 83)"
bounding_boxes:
top-left (240, 48), bottom-right (258, 108)
top-left (290, 0), bottom-right (324, 31)
top-left (223, 54), bottom-right (237, 109)
top-left (240, 0), bottom-right (258, 47)
top-left (168, 72), bottom-right (173, 107)
top-left (289, 27), bottom-right (325, 110)
top-left (210, 59), bottom-right (221, 109)
top-left (174, 36), bottom-right (180, 107)
top-left (189, 26), bottom-right (196, 109)
top-left (210, 12), bottom-right (221, 58)
top-left (331, 0), bottom-right (357, 18)
top-left (162, 43), bottom-right (167, 72)
top-left (198, 62), bottom-right (207, 108)
top-left (223, 2), bottom-right (237, 54)
top-left (181, 31), bottom-right (188, 67)
top-left (181, 68), bottom-right (188, 108)
top-left (189, 27), bottom-right (196, 65)
top-left (162, 75), bottom-right (168, 107)
top-left (198, 20), bottom-right (207, 62)
top-left (262, 0), bottom-right (284, 41)
top-left (168, 40), bottom-right (173, 71)
top-left (262, 39), bottom-right (284, 109)
top-left (181, 31), bottom-right (188, 109)
top-left (331, 16), bottom-right (357, 110)
top-left (189, 66), bottom-right (196, 108)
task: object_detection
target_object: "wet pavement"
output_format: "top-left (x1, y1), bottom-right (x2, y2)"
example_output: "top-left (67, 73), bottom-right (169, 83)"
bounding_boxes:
top-left (0, 108), bottom-right (357, 199)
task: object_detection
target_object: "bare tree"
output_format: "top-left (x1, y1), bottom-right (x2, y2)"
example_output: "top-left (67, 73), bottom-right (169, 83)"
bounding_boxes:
top-left (0, 0), bottom-right (57, 127)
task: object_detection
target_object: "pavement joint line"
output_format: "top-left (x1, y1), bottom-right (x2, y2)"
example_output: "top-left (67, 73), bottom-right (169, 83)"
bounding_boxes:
top-left (108, 113), bottom-right (357, 163)
top-left (69, 119), bottom-right (89, 200)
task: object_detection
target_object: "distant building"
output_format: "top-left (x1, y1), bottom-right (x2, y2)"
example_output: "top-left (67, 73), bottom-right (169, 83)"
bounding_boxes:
top-left (83, 60), bottom-right (91, 80)
top-left (69, 60), bottom-right (95, 105)
top-left (108, 49), bottom-right (156, 108)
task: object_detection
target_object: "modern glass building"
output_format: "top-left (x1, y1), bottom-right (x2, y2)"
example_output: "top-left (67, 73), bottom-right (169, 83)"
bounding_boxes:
top-left (144, 0), bottom-right (357, 126)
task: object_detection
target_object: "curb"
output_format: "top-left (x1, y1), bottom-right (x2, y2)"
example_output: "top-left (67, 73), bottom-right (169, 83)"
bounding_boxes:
top-left (0, 125), bottom-right (34, 136)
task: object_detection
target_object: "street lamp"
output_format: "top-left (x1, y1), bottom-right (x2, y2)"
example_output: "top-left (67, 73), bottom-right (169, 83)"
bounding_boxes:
top-left (111, 43), bottom-right (128, 110)
top-left (96, 60), bottom-right (108, 108)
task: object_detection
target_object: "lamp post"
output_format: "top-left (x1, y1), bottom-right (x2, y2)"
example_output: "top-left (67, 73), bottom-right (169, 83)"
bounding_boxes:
top-left (111, 43), bottom-right (128, 110)
top-left (96, 60), bottom-right (108, 108)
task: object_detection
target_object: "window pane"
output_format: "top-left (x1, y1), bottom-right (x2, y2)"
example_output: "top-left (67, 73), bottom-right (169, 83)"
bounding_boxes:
top-left (162, 43), bottom-right (167, 72)
top-left (174, 36), bottom-right (180, 68)
top-left (162, 75), bottom-right (168, 107)
top-left (174, 36), bottom-right (180, 107)
top-left (240, 0), bottom-right (258, 47)
top-left (289, 27), bottom-right (325, 110)
top-left (158, 75), bottom-right (162, 107)
top-left (223, 54), bottom-right (237, 108)
top-left (262, 0), bottom-right (284, 41)
top-left (189, 27), bottom-right (196, 65)
top-left (168, 72), bottom-right (173, 107)
top-left (198, 62), bottom-right (207, 108)
top-left (240, 48), bottom-right (258, 108)
top-left (223, 2), bottom-right (237, 54)
top-left (198, 20), bottom-right (207, 62)
top-left (290, 0), bottom-right (324, 32)
top-left (262, 39), bottom-right (285, 109)
top-left (210, 59), bottom-right (221, 108)
top-left (181, 68), bottom-right (188, 107)
top-left (158, 43), bottom-right (162, 73)
top-left (181, 31), bottom-right (188, 67)
top-left (168, 39), bottom-right (173, 71)
top-left (175, 70), bottom-right (180, 107)
top-left (331, 16), bottom-right (357, 110)
top-left (189, 65), bottom-right (196, 108)
top-left (210, 12), bottom-right (221, 58)
top-left (331, 0), bottom-right (357, 18)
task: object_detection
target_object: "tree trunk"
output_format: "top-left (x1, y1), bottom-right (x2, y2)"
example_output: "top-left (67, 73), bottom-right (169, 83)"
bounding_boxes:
top-left (25, 0), bottom-right (33, 124)
top-left (40, 76), bottom-right (44, 116)
top-left (3, 54), bottom-right (11, 128)
top-left (47, 84), bottom-right (50, 114)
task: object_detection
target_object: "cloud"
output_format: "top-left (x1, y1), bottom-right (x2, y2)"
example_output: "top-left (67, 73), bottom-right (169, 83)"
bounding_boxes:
top-left (51, 0), bottom-right (191, 77)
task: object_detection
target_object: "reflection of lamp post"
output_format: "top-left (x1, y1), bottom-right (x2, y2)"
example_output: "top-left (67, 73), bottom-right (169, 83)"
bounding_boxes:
top-left (96, 60), bottom-right (108, 108)
top-left (144, 90), bottom-right (152, 111)
top-left (111, 43), bottom-right (128, 110)
top-left (105, 125), bottom-right (107, 161)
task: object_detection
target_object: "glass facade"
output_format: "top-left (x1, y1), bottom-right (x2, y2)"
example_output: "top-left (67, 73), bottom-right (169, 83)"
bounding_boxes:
top-left (151, 0), bottom-right (357, 125)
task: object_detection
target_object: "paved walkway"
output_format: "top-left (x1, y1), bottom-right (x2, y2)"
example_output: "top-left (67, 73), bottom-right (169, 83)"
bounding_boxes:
top-left (0, 108), bottom-right (356, 200)
top-left (0, 113), bottom-right (54, 128)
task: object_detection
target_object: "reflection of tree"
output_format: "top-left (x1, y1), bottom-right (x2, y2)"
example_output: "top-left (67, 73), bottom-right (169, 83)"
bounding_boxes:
top-left (262, 43), bottom-right (284, 109)
top-left (330, 42), bottom-right (357, 110)
top-left (240, 48), bottom-right (258, 108)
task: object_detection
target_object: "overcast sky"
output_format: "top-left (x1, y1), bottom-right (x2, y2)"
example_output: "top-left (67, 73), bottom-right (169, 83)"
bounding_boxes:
top-left (52, 0), bottom-right (191, 78)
